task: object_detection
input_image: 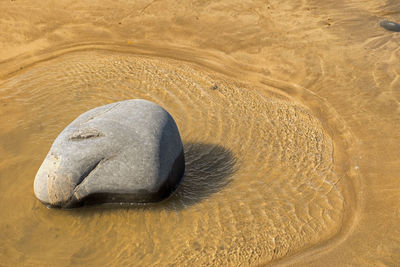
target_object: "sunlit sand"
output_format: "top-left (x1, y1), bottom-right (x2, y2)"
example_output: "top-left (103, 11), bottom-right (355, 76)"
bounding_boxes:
top-left (0, 0), bottom-right (399, 266)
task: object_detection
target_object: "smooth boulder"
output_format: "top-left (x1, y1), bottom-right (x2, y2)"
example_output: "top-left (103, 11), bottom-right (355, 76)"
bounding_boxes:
top-left (34, 99), bottom-right (185, 208)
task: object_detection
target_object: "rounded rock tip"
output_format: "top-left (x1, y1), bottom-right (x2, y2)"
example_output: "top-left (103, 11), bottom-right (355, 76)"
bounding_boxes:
top-left (33, 99), bottom-right (185, 208)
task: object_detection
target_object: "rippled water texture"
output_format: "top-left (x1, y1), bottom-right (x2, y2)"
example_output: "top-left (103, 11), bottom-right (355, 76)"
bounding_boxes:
top-left (0, 51), bottom-right (349, 265)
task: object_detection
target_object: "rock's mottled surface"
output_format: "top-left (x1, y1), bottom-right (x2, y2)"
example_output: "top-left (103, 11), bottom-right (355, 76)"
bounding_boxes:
top-left (34, 99), bottom-right (185, 208)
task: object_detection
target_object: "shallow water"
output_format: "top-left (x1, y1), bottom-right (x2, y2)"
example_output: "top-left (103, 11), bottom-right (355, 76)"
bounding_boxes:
top-left (0, 0), bottom-right (399, 266)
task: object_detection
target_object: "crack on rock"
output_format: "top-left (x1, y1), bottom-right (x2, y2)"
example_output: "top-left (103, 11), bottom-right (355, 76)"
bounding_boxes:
top-left (75, 158), bottom-right (104, 189)
top-left (80, 103), bottom-right (120, 126)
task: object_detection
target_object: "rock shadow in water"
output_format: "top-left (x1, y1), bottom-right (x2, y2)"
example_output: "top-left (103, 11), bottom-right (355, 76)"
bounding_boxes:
top-left (162, 142), bottom-right (237, 210)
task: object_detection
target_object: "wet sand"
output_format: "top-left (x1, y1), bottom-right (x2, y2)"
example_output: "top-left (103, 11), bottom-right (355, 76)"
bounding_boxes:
top-left (0, 0), bottom-right (399, 266)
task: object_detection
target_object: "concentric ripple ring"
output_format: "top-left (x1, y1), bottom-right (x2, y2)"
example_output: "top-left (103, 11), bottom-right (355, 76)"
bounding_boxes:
top-left (0, 49), bottom-right (357, 265)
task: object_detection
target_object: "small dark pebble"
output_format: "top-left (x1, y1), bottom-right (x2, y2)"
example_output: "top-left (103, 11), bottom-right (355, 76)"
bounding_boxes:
top-left (212, 85), bottom-right (218, 90)
top-left (380, 20), bottom-right (400, 32)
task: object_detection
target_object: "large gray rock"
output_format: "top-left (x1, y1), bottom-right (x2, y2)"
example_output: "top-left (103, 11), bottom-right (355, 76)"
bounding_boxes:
top-left (34, 99), bottom-right (185, 208)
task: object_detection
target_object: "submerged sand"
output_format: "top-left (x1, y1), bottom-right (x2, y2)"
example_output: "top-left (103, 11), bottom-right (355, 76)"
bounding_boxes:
top-left (0, 0), bottom-right (399, 266)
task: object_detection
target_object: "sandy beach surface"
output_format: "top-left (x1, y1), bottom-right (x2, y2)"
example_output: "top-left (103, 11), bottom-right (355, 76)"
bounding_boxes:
top-left (0, 0), bottom-right (399, 266)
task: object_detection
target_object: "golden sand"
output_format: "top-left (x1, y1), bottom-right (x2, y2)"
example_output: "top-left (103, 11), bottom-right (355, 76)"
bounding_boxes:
top-left (0, 0), bottom-right (399, 266)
